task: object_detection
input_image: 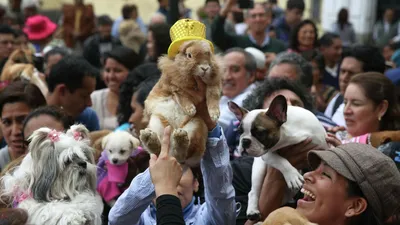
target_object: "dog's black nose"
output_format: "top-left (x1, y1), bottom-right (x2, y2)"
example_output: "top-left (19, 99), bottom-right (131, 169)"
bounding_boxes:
top-left (242, 138), bottom-right (251, 149)
top-left (78, 161), bottom-right (87, 169)
top-left (112, 159), bottom-right (118, 164)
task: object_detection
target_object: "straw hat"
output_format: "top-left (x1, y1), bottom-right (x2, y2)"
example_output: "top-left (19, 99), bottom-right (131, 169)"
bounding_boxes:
top-left (167, 19), bottom-right (214, 58)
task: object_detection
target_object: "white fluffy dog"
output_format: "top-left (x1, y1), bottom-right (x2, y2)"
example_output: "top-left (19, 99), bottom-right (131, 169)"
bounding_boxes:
top-left (101, 130), bottom-right (140, 165)
top-left (97, 130), bottom-right (140, 207)
top-left (0, 124), bottom-right (103, 225)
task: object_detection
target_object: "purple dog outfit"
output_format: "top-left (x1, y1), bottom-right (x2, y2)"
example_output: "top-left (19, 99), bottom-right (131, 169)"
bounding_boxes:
top-left (97, 147), bottom-right (144, 201)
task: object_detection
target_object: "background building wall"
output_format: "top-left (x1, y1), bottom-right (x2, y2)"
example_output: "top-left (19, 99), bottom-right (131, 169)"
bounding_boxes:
top-left (321, 0), bottom-right (377, 43)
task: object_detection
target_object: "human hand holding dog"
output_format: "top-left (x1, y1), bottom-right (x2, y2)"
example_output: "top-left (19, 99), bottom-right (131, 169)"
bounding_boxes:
top-left (326, 133), bottom-right (342, 147)
top-left (279, 138), bottom-right (320, 169)
top-left (255, 139), bottom-right (322, 223)
top-left (149, 126), bottom-right (183, 198)
top-left (327, 125), bottom-right (346, 134)
top-left (186, 76), bottom-right (217, 131)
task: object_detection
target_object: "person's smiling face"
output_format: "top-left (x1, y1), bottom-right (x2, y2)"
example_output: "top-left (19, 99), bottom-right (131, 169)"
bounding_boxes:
top-left (298, 23), bottom-right (316, 48)
top-left (222, 51), bottom-right (254, 99)
top-left (297, 162), bottom-right (367, 225)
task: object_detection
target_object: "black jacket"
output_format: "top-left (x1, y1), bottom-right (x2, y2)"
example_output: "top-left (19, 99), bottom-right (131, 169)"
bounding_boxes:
top-left (83, 33), bottom-right (121, 68)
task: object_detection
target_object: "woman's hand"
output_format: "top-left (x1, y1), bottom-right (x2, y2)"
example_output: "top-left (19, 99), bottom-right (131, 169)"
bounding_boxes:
top-left (149, 126), bottom-right (183, 198)
top-left (326, 133), bottom-right (342, 147)
top-left (186, 76), bottom-right (216, 131)
top-left (327, 126), bottom-right (346, 134)
top-left (279, 138), bottom-right (321, 170)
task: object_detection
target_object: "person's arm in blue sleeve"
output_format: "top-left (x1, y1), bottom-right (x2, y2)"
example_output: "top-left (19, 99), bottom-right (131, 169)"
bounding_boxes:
top-left (75, 108), bottom-right (99, 132)
top-left (85, 108), bottom-right (100, 131)
top-left (108, 169), bottom-right (155, 225)
top-left (197, 124), bottom-right (236, 225)
top-left (111, 16), bottom-right (122, 38)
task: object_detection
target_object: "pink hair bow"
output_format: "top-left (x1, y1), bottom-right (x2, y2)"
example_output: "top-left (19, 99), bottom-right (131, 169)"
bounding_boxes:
top-left (73, 131), bottom-right (83, 141)
top-left (48, 130), bottom-right (61, 142)
top-left (12, 187), bottom-right (32, 207)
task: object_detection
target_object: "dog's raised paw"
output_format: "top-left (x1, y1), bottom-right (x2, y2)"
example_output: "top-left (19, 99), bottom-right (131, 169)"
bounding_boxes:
top-left (139, 128), bottom-right (160, 153)
top-left (185, 104), bottom-right (196, 117)
top-left (173, 129), bottom-right (189, 144)
top-left (284, 170), bottom-right (304, 191)
top-left (172, 129), bottom-right (189, 163)
top-left (139, 128), bottom-right (153, 142)
top-left (209, 109), bottom-right (220, 122)
top-left (247, 212), bottom-right (261, 221)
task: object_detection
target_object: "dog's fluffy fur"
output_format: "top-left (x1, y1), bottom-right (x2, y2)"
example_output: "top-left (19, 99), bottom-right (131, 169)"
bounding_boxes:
top-left (1, 48), bottom-right (34, 78)
top-left (0, 63), bottom-right (49, 97)
top-left (101, 130), bottom-right (140, 165)
top-left (0, 124), bottom-right (103, 225)
top-left (89, 129), bottom-right (112, 163)
top-left (256, 207), bottom-right (317, 225)
top-left (370, 130), bottom-right (400, 147)
top-left (98, 131), bottom-right (140, 206)
top-left (229, 95), bottom-right (328, 221)
top-left (140, 40), bottom-right (222, 165)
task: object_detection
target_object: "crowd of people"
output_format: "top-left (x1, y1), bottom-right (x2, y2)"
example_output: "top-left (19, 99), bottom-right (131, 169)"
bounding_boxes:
top-left (0, 0), bottom-right (398, 224)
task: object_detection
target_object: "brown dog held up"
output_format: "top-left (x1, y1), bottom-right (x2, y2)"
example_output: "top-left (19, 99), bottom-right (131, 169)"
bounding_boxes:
top-left (260, 207), bottom-right (317, 225)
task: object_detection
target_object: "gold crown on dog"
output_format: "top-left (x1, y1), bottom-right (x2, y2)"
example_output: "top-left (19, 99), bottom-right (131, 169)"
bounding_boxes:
top-left (168, 19), bottom-right (214, 58)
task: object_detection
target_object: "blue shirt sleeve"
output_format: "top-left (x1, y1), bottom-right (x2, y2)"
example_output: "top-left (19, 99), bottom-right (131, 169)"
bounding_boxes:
top-left (196, 125), bottom-right (236, 225)
top-left (76, 108), bottom-right (100, 132)
top-left (108, 125), bottom-right (236, 225)
top-left (108, 169), bottom-right (155, 225)
top-left (111, 16), bottom-right (123, 38)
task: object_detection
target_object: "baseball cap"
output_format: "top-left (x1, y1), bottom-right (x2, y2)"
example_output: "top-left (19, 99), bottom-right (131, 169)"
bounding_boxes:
top-left (308, 143), bottom-right (400, 222)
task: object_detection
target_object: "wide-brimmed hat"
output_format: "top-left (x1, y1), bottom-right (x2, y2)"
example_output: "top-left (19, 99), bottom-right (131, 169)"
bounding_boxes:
top-left (167, 19), bottom-right (214, 58)
top-left (23, 15), bottom-right (57, 41)
top-left (308, 143), bottom-right (400, 222)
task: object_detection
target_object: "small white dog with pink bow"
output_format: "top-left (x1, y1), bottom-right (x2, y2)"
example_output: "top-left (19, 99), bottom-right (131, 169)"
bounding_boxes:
top-left (0, 124), bottom-right (103, 225)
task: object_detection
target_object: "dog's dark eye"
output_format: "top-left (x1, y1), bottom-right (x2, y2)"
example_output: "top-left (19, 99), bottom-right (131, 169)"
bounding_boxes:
top-left (237, 124), bottom-right (244, 134)
top-left (120, 150), bottom-right (126, 154)
top-left (251, 127), bottom-right (269, 141)
top-left (186, 53), bottom-right (192, 58)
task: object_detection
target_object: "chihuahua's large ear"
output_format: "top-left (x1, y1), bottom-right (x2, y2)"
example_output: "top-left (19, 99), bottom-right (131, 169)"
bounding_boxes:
top-left (228, 101), bottom-right (248, 121)
top-left (129, 136), bottom-right (140, 149)
top-left (266, 95), bottom-right (287, 126)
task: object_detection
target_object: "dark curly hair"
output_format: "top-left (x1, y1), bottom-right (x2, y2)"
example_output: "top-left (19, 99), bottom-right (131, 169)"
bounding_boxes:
top-left (342, 45), bottom-right (386, 74)
top-left (22, 106), bottom-right (73, 137)
top-left (117, 63), bottom-right (161, 125)
top-left (242, 77), bottom-right (314, 111)
top-left (289, 19), bottom-right (319, 52)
